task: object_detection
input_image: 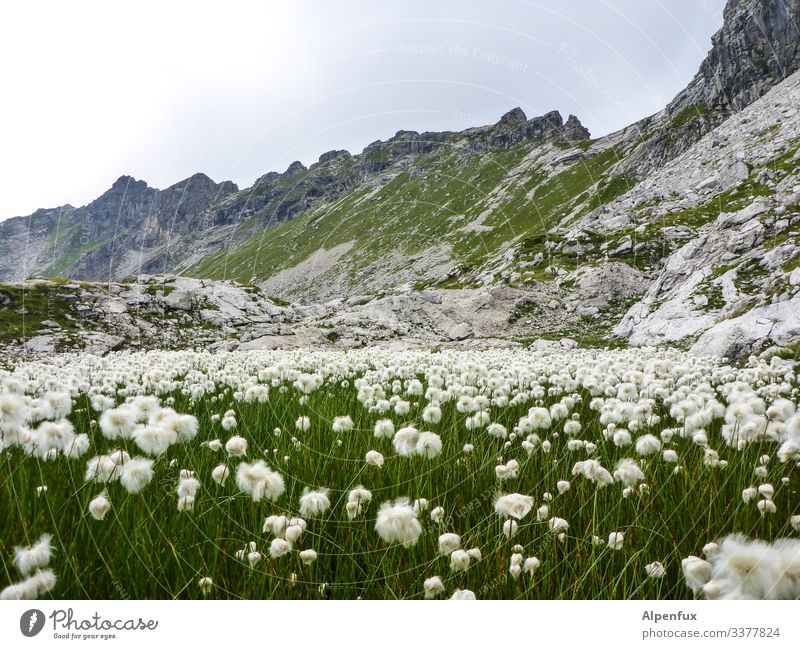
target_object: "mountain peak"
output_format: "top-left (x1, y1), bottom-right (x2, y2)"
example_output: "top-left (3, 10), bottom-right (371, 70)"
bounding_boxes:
top-left (497, 107), bottom-right (528, 126)
top-left (670, 0), bottom-right (800, 113)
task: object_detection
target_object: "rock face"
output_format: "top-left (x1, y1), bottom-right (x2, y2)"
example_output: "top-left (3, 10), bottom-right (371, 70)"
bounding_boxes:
top-left (671, 0), bottom-right (800, 114)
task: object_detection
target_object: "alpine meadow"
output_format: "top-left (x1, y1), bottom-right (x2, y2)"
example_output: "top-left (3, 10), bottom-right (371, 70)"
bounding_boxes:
top-left (2, 0), bottom-right (800, 603)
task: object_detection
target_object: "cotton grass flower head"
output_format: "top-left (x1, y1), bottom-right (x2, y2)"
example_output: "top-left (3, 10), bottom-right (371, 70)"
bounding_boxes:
top-left (757, 499), bottom-right (777, 515)
top-left (393, 426), bottom-right (419, 456)
top-left (635, 434), bottom-right (661, 456)
top-left (332, 416), bottom-right (353, 433)
top-left (741, 487), bottom-right (758, 503)
top-left (198, 577), bottom-right (213, 595)
top-left (89, 492), bottom-right (111, 520)
top-left (85, 455), bottom-right (120, 484)
top-left (438, 533), bottom-right (461, 555)
top-left (571, 459), bottom-right (613, 487)
top-left (375, 498), bottom-right (422, 547)
top-left (1, 569), bottom-right (57, 600)
top-left (269, 538), bottom-right (292, 558)
top-left (119, 458), bottom-right (155, 494)
top-left (613, 458), bottom-right (646, 486)
top-left (299, 488), bottom-right (331, 517)
top-left (99, 407), bottom-right (136, 440)
top-left (285, 525), bottom-right (304, 545)
top-left (430, 506), bottom-right (445, 523)
top-left (365, 450), bottom-right (384, 467)
top-left (645, 561), bottom-right (666, 579)
top-left (556, 480), bottom-right (570, 494)
top-left (681, 556), bottom-right (712, 594)
top-left (299, 549), bottom-right (317, 565)
top-left (415, 431), bottom-right (442, 458)
top-left (295, 416), bottom-right (310, 432)
top-left (225, 435), bottom-right (248, 457)
top-left (450, 589), bottom-right (476, 600)
top-left (422, 405), bottom-right (442, 424)
top-left (235, 460), bottom-right (285, 503)
top-left (423, 576), bottom-right (445, 599)
top-left (449, 549), bottom-right (470, 572)
top-left (502, 519), bottom-right (519, 538)
top-left (607, 532), bottom-right (624, 550)
top-left (373, 419), bottom-right (395, 438)
top-left (133, 425), bottom-right (177, 456)
top-left (211, 464), bottom-right (230, 485)
top-left (523, 556), bottom-right (541, 575)
top-left (487, 423), bottom-right (507, 439)
top-left (14, 534), bottom-right (53, 576)
top-left (263, 515), bottom-right (289, 538)
top-left (693, 534), bottom-right (800, 599)
top-left (494, 493), bottom-right (534, 520)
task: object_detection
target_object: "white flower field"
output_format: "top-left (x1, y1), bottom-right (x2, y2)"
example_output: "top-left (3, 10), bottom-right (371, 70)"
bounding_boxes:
top-left (1, 347), bottom-right (799, 599)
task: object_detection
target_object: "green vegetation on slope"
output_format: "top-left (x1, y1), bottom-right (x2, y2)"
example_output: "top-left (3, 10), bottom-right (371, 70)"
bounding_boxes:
top-left (187, 141), bottom-right (631, 289)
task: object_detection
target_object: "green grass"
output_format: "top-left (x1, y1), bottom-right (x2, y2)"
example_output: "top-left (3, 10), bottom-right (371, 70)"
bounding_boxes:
top-left (0, 283), bottom-right (79, 345)
top-left (3, 349), bottom-right (794, 599)
top-left (0, 352), bottom-right (797, 599)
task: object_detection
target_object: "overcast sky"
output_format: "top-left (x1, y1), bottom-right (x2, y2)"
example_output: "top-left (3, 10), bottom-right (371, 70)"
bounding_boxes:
top-left (0, 0), bottom-right (728, 221)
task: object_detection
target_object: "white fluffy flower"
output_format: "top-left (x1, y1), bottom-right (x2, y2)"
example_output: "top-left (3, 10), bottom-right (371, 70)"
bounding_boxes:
top-left (449, 588), bottom-right (476, 600)
top-left (438, 533), bottom-right (461, 555)
top-left (424, 575), bottom-right (445, 598)
top-left (375, 498), bottom-right (422, 547)
top-left (365, 450), bottom-right (384, 467)
top-left (119, 458), bottom-right (155, 494)
top-left (269, 538), bottom-right (292, 558)
top-left (430, 506), bottom-right (445, 523)
top-left (613, 458), bottom-right (645, 486)
top-left (449, 549), bottom-right (470, 572)
top-left (681, 556), bottom-right (712, 594)
top-left (13, 534), bottom-right (53, 576)
top-left (393, 426), bottom-right (419, 456)
top-left (635, 434), bottom-right (661, 456)
top-left (502, 519), bottom-right (519, 538)
top-left (89, 492), bottom-right (111, 520)
top-left (235, 460), bottom-right (285, 502)
top-left (133, 425), bottom-right (177, 456)
top-left (211, 464), bottom-right (230, 485)
top-left (494, 493), bottom-right (534, 520)
top-left (299, 488), bottom-right (331, 517)
top-left (523, 556), bottom-right (541, 575)
top-left (373, 419), bottom-right (395, 438)
top-left (225, 435), bottom-right (248, 457)
top-left (415, 431), bottom-right (442, 458)
top-left (198, 576), bottom-right (213, 594)
top-left (332, 416), bottom-right (353, 432)
top-left (299, 549), bottom-right (318, 565)
top-left (607, 531), bottom-right (624, 550)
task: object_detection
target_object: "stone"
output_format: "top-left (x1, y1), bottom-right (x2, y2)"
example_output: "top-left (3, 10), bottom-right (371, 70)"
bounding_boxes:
top-left (447, 322), bottom-right (474, 341)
